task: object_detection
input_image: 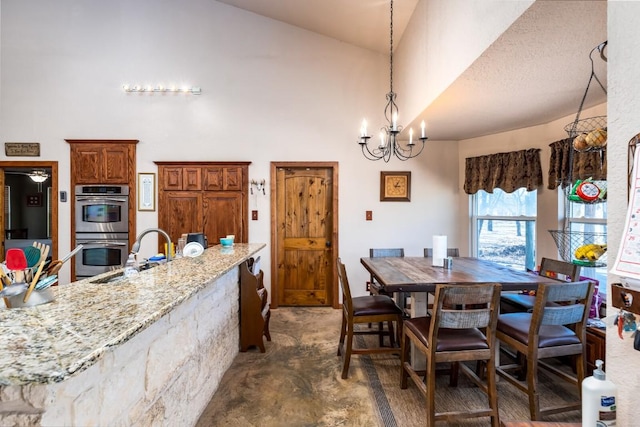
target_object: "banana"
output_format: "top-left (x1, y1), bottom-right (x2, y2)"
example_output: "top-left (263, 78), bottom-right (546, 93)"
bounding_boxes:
top-left (574, 243), bottom-right (607, 261)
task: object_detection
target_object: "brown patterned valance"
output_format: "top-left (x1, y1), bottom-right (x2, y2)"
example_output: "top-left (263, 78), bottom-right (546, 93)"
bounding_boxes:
top-left (464, 148), bottom-right (542, 195)
top-left (547, 138), bottom-right (607, 189)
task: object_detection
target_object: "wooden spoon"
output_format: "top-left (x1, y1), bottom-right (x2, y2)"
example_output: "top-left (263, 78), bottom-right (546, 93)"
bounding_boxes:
top-left (0, 269), bottom-right (12, 308)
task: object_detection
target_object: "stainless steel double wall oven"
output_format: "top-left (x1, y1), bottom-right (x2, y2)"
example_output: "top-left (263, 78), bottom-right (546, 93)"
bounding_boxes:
top-left (75, 185), bottom-right (129, 279)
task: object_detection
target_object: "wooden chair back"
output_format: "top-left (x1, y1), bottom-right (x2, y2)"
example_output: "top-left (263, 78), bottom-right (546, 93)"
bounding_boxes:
top-left (531, 280), bottom-right (593, 338)
top-left (338, 258), bottom-right (354, 313)
top-left (539, 257), bottom-right (581, 282)
top-left (424, 247), bottom-right (460, 257)
top-left (369, 248), bottom-right (404, 257)
top-left (368, 248), bottom-right (404, 294)
top-left (430, 283), bottom-right (502, 360)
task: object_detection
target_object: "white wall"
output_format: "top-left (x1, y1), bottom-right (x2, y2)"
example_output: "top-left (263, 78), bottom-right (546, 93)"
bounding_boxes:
top-left (0, 0), bottom-right (461, 293)
top-left (607, 2), bottom-right (640, 424)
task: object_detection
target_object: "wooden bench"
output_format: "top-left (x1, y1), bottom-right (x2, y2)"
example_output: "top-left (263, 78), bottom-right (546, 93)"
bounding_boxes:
top-left (239, 259), bottom-right (271, 352)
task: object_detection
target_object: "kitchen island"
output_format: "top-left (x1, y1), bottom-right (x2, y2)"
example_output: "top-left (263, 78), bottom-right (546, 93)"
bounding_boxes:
top-left (0, 243), bottom-right (265, 426)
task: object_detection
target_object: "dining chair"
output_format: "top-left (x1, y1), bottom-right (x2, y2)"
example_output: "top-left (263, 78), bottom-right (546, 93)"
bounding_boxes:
top-left (423, 247), bottom-right (460, 258)
top-left (500, 257), bottom-right (581, 313)
top-left (368, 248), bottom-right (405, 296)
top-left (368, 248), bottom-right (406, 344)
top-left (337, 258), bottom-right (403, 379)
top-left (400, 282), bottom-right (502, 427)
top-left (495, 280), bottom-right (594, 421)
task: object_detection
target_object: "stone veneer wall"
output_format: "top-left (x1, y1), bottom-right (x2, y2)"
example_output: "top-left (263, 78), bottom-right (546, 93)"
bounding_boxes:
top-left (0, 267), bottom-right (240, 426)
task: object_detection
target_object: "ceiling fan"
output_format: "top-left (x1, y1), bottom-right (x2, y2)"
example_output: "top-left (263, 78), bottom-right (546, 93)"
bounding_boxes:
top-left (4, 169), bottom-right (50, 183)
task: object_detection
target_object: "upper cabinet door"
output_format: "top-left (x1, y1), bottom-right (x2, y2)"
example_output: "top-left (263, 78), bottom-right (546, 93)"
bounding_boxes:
top-left (103, 145), bottom-right (130, 183)
top-left (70, 143), bottom-right (132, 184)
top-left (161, 167), bottom-right (201, 191)
top-left (183, 167), bottom-right (202, 190)
top-left (72, 144), bottom-right (103, 184)
top-left (161, 167), bottom-right (184, 191)
top-left (203, 166), bottom-right (243, 191)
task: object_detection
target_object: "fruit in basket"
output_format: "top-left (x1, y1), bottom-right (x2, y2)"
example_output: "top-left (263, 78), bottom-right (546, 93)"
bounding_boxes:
top-left (574, 243), bottom-right (607, 261)
top-left (585, 128), bottom-right (607, 148)
top-left (573, 133), bottom-right (589, 151)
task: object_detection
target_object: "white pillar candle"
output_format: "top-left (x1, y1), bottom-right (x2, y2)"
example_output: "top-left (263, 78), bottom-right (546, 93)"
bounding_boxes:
top-left (432, 235), bottom-right (448, 267)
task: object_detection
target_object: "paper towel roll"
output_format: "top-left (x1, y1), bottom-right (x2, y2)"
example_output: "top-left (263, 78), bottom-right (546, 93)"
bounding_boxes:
top-left (432, 235), bottom-right (447, 267)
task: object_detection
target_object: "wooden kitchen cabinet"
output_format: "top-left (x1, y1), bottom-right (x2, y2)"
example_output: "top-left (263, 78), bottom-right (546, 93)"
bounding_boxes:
top-left (156, 161), bottom-right (250, 249)
top-left (203, 166), bottom-right (243, 191)
top-left (162, 167), bottom-right (202, 191)
top-left (586, 326), bottom-right (606, 376)
top-left (158, 192), bottom-right (203, 240)
top-left (70, 142), bottom-right (134, 184)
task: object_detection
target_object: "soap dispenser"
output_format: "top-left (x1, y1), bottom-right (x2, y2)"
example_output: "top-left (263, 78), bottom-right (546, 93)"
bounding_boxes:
top-left (123, 253), bottom-right (139, 278)
top-left (582, 359), bottom-right (617, 426)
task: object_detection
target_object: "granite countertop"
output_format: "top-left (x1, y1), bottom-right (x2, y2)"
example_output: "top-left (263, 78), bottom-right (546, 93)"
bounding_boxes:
top-left (0, 243), bottom-right (265, 386)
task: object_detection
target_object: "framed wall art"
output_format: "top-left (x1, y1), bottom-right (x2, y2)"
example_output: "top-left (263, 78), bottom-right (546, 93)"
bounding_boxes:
top-left (138, 172), bottom-right (156, 211)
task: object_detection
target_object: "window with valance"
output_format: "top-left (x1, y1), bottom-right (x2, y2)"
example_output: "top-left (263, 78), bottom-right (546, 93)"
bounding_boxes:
top-left (547, 137), bottom-right (607, 189)
top-left (464, 148), bottom-right (543, 194)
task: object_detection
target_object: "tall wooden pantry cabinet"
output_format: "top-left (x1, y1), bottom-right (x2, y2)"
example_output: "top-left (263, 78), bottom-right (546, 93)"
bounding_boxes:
top-left (155, 162), bottom-right (250, 250)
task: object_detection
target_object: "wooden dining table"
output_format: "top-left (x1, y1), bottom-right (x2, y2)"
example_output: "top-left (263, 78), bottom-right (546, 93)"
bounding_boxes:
top-left (360, 256), bottom-right (560, 368)
top-left (360, 256), bottom-right (559, 295)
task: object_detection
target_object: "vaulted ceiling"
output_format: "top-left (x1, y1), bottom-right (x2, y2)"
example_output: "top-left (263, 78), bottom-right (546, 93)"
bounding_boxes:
top-left (215, 0), bottom-right (607, 140)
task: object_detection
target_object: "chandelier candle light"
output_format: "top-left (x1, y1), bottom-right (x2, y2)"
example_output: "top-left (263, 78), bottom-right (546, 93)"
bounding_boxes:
top-left (358, 0), bottom-right (427, 162)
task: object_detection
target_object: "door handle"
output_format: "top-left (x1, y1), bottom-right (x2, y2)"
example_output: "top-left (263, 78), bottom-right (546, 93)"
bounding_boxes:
top-left (326, 241), bottom-right (331, 248)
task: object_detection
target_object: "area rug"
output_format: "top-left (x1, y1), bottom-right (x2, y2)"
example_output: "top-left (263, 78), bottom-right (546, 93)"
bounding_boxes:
top-left (196, 307), bottom-right (583, 427)
top-left (358, 329), bottom-right (583, 426)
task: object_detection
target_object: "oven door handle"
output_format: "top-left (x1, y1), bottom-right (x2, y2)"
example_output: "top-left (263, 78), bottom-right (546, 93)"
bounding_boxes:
top-left (76, 197), bottom-right (128, 203)
top-left (78, 241), bottom-right (129, 246)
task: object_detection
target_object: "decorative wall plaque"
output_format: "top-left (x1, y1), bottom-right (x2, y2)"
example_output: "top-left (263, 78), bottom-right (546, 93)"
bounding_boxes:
top-left (26, 194), bottom-right (43, 207)
top-left (4, 143), bottom-right (40, 157)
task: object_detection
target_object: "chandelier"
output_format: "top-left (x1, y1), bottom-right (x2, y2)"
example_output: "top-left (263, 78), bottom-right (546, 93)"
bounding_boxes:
top-left (358, 0), bottom-right (427, 162)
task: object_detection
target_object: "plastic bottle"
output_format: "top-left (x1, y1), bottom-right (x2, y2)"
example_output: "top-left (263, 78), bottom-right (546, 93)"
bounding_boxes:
top-left (123, 253), bottom-right (139, 278)
top-left (582, 359), bottom-right (617, 426)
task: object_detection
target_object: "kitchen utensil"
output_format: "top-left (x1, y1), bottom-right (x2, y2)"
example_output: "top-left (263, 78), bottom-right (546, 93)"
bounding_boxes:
top-left (35, 275), bottom-right (58, 290)
top-left (23, 245), bottom-right (49, 303)
top-left (45, 244), bottom-right (84, 276)
top-left (61, 244), bottom-right (84, 263)
top-left (23, 246), bottom-right (42, 268)
top-left (46, 260), bottom-right (63, 276)
top-left (0, 268), bottom-right (12, 308)
top-left (6, 248), bottom-right (27, 283)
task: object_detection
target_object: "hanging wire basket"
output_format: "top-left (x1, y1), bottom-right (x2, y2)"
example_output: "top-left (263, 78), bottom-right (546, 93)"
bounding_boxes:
top-left (564, 115), bottom-right (607, 138)
top-left (564, 41), bottom-right (608, 152)
top-left (548, 230), bottom-right (607, 267)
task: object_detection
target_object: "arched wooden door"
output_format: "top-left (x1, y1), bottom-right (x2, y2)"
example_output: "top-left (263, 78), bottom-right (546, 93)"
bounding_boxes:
top-left (271, 162), bottom-right (338, 308)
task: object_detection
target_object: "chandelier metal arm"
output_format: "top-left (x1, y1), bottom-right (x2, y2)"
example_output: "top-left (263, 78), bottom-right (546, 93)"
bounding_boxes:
top-left (356, 0), bottom-right (428, 162)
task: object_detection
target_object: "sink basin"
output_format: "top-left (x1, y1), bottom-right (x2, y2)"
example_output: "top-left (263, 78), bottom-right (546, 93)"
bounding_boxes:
top-left (89, 271), bottom-right (126, 284)
top-left (88, 261), bottom-right (163, 284)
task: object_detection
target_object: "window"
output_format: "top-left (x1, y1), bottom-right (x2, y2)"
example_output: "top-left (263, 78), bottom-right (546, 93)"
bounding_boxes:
top-left (472, 188), bottom-right (537, 271)
top-left (565, 180), bottom-right (607, 293)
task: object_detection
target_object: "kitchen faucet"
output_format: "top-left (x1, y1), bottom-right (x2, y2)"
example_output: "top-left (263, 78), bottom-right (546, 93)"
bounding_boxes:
top-left (130, 228), bottom-right (173, 262)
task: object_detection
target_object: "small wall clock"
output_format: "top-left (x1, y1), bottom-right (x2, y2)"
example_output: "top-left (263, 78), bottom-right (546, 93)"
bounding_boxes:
top-left (380, 171), bottom-right (411, 201)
